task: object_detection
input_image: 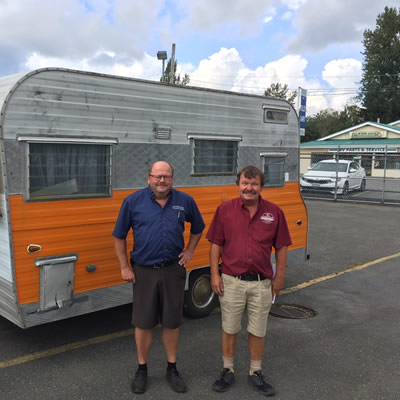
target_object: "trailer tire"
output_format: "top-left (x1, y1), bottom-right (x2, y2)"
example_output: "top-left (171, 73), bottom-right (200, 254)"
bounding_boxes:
top-left (184, 268), bottom-right (219, 318)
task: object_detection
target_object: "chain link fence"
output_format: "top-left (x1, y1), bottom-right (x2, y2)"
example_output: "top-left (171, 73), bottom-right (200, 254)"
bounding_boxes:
top-left (300, 148), bottom-right (400, 205)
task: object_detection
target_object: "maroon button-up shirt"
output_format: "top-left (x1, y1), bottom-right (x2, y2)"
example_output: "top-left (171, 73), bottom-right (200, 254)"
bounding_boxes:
top-left (206, 196), bottom-right (292, 278)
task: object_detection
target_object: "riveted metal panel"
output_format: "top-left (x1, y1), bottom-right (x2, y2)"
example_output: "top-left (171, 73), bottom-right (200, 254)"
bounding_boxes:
top-left (0, 275), bottom-right (22, 327)
top-left (0, 72), bottom-right (25, 111)
top-left (1, 69), bottom-right (298, 146)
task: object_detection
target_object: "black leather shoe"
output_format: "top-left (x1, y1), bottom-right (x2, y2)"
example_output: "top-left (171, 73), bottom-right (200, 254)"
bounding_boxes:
top-left (166, 368), bottom-right (187, 393)
top-left (131, 370), bottom-right (147, 394)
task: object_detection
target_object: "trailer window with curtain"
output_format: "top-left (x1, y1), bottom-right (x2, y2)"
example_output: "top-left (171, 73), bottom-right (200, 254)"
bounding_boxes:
top-left (262, 103), bottom-right (290, 125)
top-left (188, 135), bottom-right (241, 175)
top-left (26, 142), bottom-right (112, 200)
top-left (261, 152), bottom-right (287, 187)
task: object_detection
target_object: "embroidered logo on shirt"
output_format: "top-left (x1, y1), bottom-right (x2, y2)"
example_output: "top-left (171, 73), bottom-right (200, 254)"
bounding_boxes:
top-left (260, 213), bottom-right (275, 224)
top-left (172, 206), bottom-right (185, 211)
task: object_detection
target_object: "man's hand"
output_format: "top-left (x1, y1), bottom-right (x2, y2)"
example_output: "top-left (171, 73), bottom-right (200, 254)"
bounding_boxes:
top-left (211, 273), bottom-right (224, 296)
top-left (271, 275), bottom-right (284, 297)
top-left (178, 248), bottom-right (193, 267)
top-left (121, 266), bottom-right (135, 283)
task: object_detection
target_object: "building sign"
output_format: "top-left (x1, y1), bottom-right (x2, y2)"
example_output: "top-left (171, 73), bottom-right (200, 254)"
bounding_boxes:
top-left (298, 88), bottom-right (307, 137)
top-left (328, 147), bottom-right (398, 153)
top-left (351, 131), bottom-right (387, 139)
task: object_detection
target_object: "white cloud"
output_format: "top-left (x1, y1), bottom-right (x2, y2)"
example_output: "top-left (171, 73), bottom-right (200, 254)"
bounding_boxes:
top-left (186, 48), bottom-right (327, 114)
top-left (25, 52), bottom-right (163, 81)
top-left (189, 48), bottom-right (245, 89)
top-left (0, 0), bottom-right (166, 69)
top-left (281, 11), bottom-right (293, 20)
top-left (263, 7), bottom-right (277, 24)
top-left (174, 0), bottom-right (278, 36)
top-left (287, 0), bottom-right (400, 52)
top-left (263, 16), bottom-right (274, 24)
top-left (281, 0), bottom-right (308, 11)
top-left (0, 0), bottom-right (373, 116)
top-left (321, 58), bottom-right (362, 110)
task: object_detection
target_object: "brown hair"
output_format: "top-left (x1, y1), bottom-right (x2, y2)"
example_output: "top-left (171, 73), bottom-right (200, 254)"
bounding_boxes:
top-left (236, 165), bottom-right (264, 186)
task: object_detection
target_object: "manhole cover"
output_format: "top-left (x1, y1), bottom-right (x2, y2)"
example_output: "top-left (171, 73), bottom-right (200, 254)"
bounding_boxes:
top-left (270, 304), bottom-right (316, 319)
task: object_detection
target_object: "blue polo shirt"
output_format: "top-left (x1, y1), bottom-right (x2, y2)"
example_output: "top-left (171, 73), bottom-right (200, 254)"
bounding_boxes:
top-left (113, 186), bottom-right (205, 265)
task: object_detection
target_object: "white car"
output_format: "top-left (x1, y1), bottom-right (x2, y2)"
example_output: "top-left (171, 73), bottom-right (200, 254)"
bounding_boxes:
top-left (300, 160), bottom-right (366, 195)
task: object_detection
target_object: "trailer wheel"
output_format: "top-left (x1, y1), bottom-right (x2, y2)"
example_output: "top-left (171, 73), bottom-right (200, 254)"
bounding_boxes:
top-left (184, 269), bottom-right (219, 318)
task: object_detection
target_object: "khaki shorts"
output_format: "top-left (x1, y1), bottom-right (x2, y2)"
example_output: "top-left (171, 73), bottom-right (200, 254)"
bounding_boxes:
top-left (219, 273), bottom-right (273, 337)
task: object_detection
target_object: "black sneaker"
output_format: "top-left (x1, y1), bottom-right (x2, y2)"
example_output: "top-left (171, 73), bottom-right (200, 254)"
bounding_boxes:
top-left (248, 370), bottom-right (276, 396)
top-left (212, 368), bottom-right (235, 392)
top-left (166, 368), bottom-right (187, 393)
top-left (131, 369), bottom-right (147, 394)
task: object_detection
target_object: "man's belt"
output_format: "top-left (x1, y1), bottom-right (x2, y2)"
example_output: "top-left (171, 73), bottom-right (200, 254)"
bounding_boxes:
top-left (236, 273), bottom-right (267, 281)
top-left (136, 259), bottom-right (180, 269)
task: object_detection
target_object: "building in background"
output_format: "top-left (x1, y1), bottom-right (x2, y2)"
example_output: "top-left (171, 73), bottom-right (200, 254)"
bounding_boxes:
top-left (300, 121), bottom-right (400, 178)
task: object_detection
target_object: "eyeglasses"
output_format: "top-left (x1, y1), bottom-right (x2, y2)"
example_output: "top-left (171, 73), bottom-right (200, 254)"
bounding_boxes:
top-left (149, 174), bottom-right (173, 181)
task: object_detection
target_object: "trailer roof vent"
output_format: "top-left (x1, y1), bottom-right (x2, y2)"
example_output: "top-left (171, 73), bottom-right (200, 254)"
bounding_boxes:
top-left (154, 127), bottom-right (172, 140)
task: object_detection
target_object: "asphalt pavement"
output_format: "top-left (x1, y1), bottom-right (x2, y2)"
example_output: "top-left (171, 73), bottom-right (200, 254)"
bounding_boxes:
top-left (0, 200), bottom-right (399, 400)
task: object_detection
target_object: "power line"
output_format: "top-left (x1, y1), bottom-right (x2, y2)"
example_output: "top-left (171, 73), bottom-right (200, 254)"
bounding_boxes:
top-left (188, 78), bottom-right (400, 96)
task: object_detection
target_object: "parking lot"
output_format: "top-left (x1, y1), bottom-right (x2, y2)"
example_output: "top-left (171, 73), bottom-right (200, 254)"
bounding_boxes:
top-left (0, 200), bottom-right (399, 400)
top-left (301, 177), bottom-right (400, 205)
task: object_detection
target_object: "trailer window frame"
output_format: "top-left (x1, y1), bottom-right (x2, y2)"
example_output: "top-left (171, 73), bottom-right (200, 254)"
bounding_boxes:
top-left (260, 152), bottom-right (288, 187)
top-left (188, 134), bottom-right (241, 176)
top-left (19, 136), bottom-right (117, 201)
top-left (262, 103), bottom-right (290, 125)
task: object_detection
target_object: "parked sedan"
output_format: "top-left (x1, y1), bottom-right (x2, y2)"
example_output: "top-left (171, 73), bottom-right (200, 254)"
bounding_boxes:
top-left (300, 160), bottom-right (366, 195)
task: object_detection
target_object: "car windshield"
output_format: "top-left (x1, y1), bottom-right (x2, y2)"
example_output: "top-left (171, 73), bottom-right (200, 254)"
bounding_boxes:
top-left (312, 162), bottom-right (347, 172)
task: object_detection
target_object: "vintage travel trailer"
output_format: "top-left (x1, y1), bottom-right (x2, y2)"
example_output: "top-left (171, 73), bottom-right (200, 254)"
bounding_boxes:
top-left (0, 68), bottom-right (308, 328)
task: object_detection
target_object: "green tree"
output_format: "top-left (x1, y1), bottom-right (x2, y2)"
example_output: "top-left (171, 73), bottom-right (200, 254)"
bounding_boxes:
top-left (264, 83), bottom-right (297, 105)
top-left (357, 7), bottom-right (400, 123)
top-left (302, 105), bottom-right (364, 143)
top-left (160, 58), bottom-right (190, 85)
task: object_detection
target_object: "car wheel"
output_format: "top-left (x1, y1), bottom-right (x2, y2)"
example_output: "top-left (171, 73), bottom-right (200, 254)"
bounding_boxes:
top-left (360, 179), bottom-right (366, 191)
top-left (342, 181), bottom-right (349, 196)
top-left (183, 268), bottom-right (219, 318)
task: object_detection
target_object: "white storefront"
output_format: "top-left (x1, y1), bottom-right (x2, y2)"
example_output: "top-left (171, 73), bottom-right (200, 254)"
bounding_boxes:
top-left (300, 120), bottom-right (400, 177)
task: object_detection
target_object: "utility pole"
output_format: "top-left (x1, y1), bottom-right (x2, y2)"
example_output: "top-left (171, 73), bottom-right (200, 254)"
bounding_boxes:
top-left (170, 43), bottom-right (176, 84)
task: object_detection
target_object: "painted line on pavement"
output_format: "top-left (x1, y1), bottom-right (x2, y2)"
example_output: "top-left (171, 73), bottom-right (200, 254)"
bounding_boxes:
top-left (0, 328), bottom-right (133, 369)
top-left (1, 251), bottom-right (399, 369)
top-left (280, 251), bottom-right (400, 295)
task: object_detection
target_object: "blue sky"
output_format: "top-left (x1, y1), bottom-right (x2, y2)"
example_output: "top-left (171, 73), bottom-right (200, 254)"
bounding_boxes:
top-left (0, 0), bottom-right (397, 114)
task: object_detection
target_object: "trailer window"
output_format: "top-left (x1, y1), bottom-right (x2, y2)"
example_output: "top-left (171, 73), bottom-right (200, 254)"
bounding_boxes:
top-left (192, 139), bottom-right (238, 175)
top-left (261, 154), bottom-right (286, 187)
top-left (264, 109), bottom-right (288, 124)
top-left (27, 143), bottom-right (111, 200)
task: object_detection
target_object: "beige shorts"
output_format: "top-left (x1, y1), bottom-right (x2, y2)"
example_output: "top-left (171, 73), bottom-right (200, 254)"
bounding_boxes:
top-left (219, 273), bottom-right (273, 337)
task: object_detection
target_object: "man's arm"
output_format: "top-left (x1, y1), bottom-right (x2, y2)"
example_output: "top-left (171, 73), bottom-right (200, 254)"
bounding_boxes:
top-left (272, 245), bottom-right (288, 297)
top-left (179, 232), bottom-right (202, 266)
top-left (113, 237), bottom-right (135, 283)
top-left (210, 243), bottom-right (224, 296)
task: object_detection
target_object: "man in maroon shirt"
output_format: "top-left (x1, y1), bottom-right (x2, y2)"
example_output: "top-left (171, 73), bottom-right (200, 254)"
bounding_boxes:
top-left (207, 165), bottom-right (292, 397)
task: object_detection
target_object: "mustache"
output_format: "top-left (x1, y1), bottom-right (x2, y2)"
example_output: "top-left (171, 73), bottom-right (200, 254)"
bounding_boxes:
top-left (243, 190), bottom-right (257, 194)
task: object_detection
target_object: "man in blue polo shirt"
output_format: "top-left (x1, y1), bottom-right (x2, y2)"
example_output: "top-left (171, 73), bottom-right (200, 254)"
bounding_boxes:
top-left (113, 161), bottom-right (205, 395)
